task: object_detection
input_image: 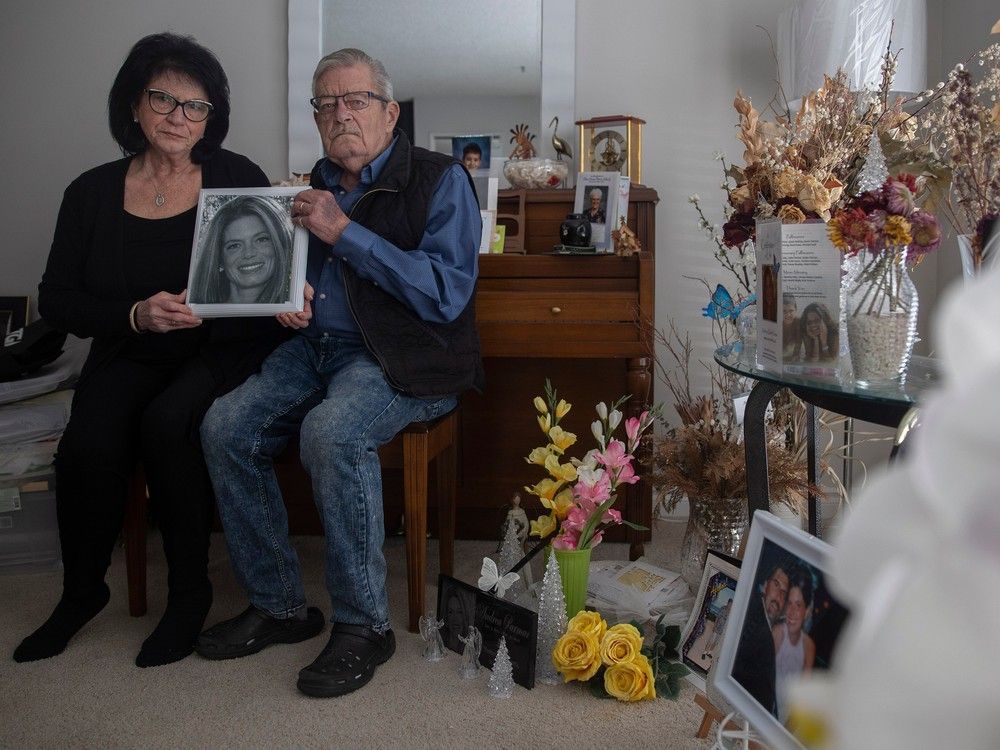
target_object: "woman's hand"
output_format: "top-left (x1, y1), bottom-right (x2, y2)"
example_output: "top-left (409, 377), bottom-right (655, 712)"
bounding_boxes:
top-left (292, 189), bottom-right (349, 245)
top-left (136, 290), bottom-right (202, 333)
top-left (277, 282), bottom-right (313, 329)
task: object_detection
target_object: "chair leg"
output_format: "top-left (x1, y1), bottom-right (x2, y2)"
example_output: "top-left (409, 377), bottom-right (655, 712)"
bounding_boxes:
top-left (402, 431), bottom-right (429, 634)
top-left (124, 470), bottom-right (148, 617)
top-left (436, 415), bottom-right (457, 577)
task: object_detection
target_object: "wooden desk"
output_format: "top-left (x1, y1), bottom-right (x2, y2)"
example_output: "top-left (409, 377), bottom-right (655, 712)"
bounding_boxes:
top-left (460, 187), bottom-right (658, 557)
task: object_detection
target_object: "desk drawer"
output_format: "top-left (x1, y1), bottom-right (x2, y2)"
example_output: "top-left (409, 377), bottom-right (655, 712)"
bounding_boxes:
top-left (476, 291), bottom-right (636, 323)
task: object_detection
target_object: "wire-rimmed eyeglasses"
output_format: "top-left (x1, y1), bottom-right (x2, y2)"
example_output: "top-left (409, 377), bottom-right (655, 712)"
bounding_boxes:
top-left (309, 91), bottom-right (390, 115)
top-left (145, 88), bottom-right (214, 122)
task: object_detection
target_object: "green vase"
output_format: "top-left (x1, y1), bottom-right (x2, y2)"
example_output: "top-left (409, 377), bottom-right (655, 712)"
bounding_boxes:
top-left (553, 546), bottom-right (592, 619)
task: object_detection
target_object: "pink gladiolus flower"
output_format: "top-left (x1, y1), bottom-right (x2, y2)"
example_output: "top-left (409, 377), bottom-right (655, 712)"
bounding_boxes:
top-left (625, 416), bottom-right (641, 447)
top-left (574, 472), bottom-right (611, 510)
top-left (596, 439), bottom-right (633, 471)
top-left (552, 530), bottom-right (579, 550)
top-left (604, 508), bottom-right (622, 524)
top-left (613, 462), bottom-right (639, 486)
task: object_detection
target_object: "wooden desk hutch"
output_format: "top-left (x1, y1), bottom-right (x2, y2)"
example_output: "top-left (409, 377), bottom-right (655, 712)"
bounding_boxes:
top-left (279, 186), bottom-right (658, 559)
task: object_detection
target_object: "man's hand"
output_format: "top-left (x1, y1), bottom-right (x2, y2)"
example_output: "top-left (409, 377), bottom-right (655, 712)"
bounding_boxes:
top-left (277, 282), bottom-right (314, 329)
top-left (293, 189), bottom-right (350, 246)
top-left (136, 290), bottom-right (202, 333)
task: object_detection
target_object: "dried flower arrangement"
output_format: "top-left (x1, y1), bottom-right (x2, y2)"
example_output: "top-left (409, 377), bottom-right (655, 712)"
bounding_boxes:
top-left (899, 33), bottom-right (1000, 265)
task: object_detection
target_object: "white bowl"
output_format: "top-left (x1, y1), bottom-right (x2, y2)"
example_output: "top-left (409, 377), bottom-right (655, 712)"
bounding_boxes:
top-left (503, 158), bottom-right (569, 189)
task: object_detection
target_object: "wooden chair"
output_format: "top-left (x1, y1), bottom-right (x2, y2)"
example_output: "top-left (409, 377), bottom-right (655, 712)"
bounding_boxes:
top-left (123, 408), bottom-right (459, 634)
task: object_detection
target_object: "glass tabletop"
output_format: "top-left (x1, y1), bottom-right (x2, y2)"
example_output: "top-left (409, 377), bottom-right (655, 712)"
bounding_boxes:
top-left (714, 343), bottom-right (940, 409)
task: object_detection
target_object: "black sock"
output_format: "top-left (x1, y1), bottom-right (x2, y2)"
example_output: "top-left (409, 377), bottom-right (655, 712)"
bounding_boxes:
top-left (135, 586), bottom-right (212, 668)
top-left (13, 583), bottom-right (111, 663)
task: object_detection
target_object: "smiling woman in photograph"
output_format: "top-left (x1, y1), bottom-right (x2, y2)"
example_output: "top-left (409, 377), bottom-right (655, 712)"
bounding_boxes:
top-left (191, 195), bottom-right (292, 304)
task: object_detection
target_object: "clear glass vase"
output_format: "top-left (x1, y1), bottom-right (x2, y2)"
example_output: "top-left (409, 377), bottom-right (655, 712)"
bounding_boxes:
top-left (843, 247), bottom-right (918, 387)
top-left (680, 498), bottom-right (748, 590)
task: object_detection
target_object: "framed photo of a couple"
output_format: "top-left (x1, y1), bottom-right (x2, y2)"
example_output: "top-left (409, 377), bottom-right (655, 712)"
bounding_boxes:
top-left (186, 187), bottom-right (309, 317)
top-left (713, 512), bottom-right (850, 750)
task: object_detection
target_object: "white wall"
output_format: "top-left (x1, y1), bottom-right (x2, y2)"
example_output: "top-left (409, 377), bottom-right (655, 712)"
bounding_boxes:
top-left (0, 0), bottom-right (288, 307)
top-left (413, 94), bottom-right (537, 155)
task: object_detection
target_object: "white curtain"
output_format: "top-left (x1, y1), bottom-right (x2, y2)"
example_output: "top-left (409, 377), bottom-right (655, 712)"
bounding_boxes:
top-left (777, 0), bottom-right (927, 100)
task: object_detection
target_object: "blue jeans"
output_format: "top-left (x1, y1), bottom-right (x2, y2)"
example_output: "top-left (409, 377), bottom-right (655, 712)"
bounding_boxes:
top-left (201, 335), bottom-right (456, 630)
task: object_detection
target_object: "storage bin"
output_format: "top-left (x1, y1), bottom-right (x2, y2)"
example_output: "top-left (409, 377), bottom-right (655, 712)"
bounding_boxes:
top-left (0, 475), bottom-right (60, 572)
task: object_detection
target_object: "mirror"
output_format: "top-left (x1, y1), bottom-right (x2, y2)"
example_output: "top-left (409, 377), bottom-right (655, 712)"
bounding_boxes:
top-left (287, 0), bottom-right (574, 174)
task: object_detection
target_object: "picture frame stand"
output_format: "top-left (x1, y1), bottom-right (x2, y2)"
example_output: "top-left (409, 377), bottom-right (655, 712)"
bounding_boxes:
top-left (694, 692), bottom-right (726, 739)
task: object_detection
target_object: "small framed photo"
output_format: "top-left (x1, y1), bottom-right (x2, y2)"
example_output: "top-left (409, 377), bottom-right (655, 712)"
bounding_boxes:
top-left (0, 296), bottom-right (30, 338)
top-left (186, 188), bottom-right (308, 318)
top-left (680, 551), bottom-right (741, 678)
top-left (573, 172), bottom-right (620, 252)
top-left (478, 210), bottom-right (496, 254)
top-left (713, 512), bottom-right (851, 749)
top-left (437, 573), bottom-right (538, 689)
top-left (430, 133), bottom-right (503, 179)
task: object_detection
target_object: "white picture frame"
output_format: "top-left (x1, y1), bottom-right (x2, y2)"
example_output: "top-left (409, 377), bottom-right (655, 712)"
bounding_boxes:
top-left (573, 171), bottom-right (620, 251)
top-left (187, 188), bottom-right (309, 318)
top-left (712, 512), bottom-right (851, 750)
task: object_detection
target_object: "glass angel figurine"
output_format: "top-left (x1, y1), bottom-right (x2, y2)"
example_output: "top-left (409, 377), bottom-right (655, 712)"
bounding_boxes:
top-left (418, 610), bottom-right (446, 662)
top-left (458, 625), bottom-right (483, 679)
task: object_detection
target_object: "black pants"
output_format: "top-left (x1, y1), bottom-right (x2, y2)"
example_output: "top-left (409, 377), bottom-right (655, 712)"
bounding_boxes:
top-left (56, 355), bottom-right (219, 603)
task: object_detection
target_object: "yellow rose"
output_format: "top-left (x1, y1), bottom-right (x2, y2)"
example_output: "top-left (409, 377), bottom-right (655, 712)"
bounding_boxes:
top-left (777, 204), bottom-right (807, 224)
top-left (567, 610), bottom-right (607, 642)
top-left (603, 653), bottom-right (656, 702)
top-left (530, 512), bottom-right (557, 538)
top-left (600, 623), bottom-right (644, 666)
top-left (552, 630), bottom-right (601, 682)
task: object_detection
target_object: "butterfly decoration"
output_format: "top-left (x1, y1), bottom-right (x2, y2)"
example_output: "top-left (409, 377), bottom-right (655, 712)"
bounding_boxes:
top-left (702, 284), bottom-right (757, 321)
top-left (477, 557), bottom-right (520, 599)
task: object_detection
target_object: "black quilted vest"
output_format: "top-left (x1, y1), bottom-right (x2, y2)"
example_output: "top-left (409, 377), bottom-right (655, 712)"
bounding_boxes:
top-left (309, 131), bottom-right (485, 398)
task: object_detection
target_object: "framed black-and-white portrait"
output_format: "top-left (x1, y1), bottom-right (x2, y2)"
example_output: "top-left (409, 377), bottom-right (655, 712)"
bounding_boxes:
top-left (186, 188), bottom-right (308, 317)
top-left (713, 512), bottom-right (850, 750)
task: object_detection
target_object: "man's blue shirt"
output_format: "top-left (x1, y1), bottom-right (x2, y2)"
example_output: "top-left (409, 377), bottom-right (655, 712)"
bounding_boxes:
top-left (305, 138), bottom-right (481, 338)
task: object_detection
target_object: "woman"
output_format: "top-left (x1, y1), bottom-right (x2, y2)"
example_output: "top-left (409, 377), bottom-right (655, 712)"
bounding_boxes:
top-left (13, 33), bottom-right (285, 668)
top-left (796, 302), bottom-right (838, 362)
top-left (585, 188), bottom-right (606, 223)
top-left (190, 196), bottom-right (292, 304)
top-left (772, 569), bottom-right (816, 722)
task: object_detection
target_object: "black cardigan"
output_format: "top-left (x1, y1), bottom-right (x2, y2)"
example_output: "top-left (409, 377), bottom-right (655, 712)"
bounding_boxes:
top-left (38, 149), bottom-right (289, 394)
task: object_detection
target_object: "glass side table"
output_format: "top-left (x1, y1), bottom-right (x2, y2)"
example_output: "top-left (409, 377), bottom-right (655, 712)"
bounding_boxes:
top-left (714, 343), bottom-right (940, 537)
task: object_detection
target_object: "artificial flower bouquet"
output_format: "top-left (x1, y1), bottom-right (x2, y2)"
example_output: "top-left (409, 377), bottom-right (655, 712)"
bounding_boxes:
top-left (524, 381), bottom-right (657, 551)
top-left (828, 173), bottom-right (942, 310)
top-left (551, 610), bottom-right (688, 702)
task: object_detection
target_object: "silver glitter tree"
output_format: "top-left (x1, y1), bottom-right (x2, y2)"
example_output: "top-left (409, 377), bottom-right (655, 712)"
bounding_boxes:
top-left (487, 636), bottom-right (514, 698)
top-left (535, 552), bottom-right (568, 684)
top-left (856, 131), bottom-right (889, 194)
top-left (496, 522), bottom-right (524, 599)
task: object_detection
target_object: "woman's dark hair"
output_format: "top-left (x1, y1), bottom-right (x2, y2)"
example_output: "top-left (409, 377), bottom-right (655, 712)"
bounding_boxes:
top-left (108, 32), bottom-right (230, 162)
top-left (787, 563), bottom-right (814, 608)
top-left (190, 196), bottom-right (292, 305)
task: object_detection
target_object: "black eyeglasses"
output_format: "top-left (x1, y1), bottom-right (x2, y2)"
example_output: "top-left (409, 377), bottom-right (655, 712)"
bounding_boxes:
top-left (309, 91), bottom-right (389, 115)
top-left (145, 88), bottom-right (214, 122)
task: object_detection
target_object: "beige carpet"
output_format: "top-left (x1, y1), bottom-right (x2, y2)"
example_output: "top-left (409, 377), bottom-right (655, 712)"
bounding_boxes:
top-left (0, 520), bottom-right (712, 750)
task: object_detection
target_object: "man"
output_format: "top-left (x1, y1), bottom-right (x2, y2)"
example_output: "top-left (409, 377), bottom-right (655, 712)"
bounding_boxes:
top-left (195, 48), bottom-right (483, 698)
top-left (461, 142), bottom-right (482, 172)
top-left (732, 561), bottom-right (789, 716)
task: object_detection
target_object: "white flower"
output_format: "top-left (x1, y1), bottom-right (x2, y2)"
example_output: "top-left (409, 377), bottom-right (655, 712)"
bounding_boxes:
top-left (688, 194), bottom-right (700, 203)
top-left (595, 402), bottom-right (608, 420)
top-left (608, 409), bottom-right (623, 432)
top-left (591, 420), bottom-right (604, 444)
top-left (576, 464), bottom-right (605, 487)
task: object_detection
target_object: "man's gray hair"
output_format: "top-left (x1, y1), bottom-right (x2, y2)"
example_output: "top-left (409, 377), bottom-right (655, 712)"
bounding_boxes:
top-left (312, 48), bottom-right (394, 100)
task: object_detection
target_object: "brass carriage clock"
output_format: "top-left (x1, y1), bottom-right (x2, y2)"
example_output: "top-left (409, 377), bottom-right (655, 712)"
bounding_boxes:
top-left (576, 115), bottom-right (645, 182)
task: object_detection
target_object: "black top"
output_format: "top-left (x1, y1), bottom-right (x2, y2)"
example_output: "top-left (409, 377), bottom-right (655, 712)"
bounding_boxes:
top-left (39, 149), bottom-right (289, 394)
top-left (120, 206), bottom-right (205, 362)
